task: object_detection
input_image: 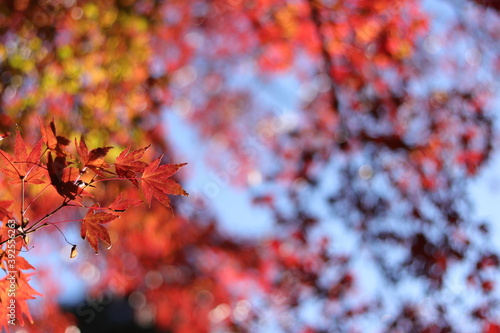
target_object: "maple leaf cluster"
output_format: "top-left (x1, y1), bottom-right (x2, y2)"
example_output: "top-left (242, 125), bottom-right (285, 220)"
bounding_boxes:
top-left (0, 121), bottom-right (187, 330)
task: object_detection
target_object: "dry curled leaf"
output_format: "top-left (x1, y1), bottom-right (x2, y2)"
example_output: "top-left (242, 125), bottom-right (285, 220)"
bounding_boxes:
top-left (70, 245), bottom-right (77, 259)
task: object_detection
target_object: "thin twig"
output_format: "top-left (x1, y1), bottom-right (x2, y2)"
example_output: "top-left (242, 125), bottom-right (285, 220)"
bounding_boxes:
top-left (23, 183), bottom-right (51, 213)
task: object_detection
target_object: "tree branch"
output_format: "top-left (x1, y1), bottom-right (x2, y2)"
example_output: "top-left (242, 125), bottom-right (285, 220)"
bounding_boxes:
top-left (307, 0), bottom-right (347, 133)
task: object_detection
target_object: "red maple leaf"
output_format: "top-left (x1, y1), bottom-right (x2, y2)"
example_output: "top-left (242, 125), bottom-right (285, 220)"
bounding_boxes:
top-left (75, 136), bottom-right (113, 175)
top-left (0, 201), bottom-right (13, 221)
top-left (15, 256), bottom-right (36, 271)
top-left (114, 145), bottom-right (150, 187)
top-left (0, 131), bottom-right (46, 184)
top-left (140, 156), bottom-right (188, 209)
top-left (485, 323), bottom-right (500, 333)
top-left (108, 193), bottom-right (143, 212)
top-left (39, 119), bottom-right (70, 157)
top-left (0, 252), bottom-right (41, 331)
top-left (81, 209), bottom-right (119, 254)
top-left (47, 154), bottom-right (88, 200)
top-left (0, 272), bottom-right (42, 330)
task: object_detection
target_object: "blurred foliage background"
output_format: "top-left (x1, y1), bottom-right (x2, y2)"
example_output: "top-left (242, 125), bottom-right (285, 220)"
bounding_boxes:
top-left (1, 0), bottom-right (500, 332)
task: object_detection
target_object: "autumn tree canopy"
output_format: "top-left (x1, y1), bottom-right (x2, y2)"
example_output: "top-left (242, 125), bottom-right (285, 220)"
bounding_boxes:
top-left (0, 0), bottom-right (500, 332)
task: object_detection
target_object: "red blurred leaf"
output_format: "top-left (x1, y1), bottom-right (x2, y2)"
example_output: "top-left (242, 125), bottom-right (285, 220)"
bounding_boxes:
top-left (457, 151), bottom-right (484, 175)
top-left (485, 322), bottom-right (500, 333)
top-left (482, 280), bottom-right (495, 292)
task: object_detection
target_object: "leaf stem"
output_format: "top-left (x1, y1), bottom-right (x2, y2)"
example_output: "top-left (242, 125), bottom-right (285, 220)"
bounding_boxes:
top-left (48, 219), bottom-right (84, 225)
top-left (92, 177), bottom-right (142, 183)
top-left (23, 184), bottom-right (51, 213)
top-left (21, 177), bottom-right (25, 223)
top-left (50, 224), bottom-right (76, 246)
top-left (24, 200), bottom-right (69, 234)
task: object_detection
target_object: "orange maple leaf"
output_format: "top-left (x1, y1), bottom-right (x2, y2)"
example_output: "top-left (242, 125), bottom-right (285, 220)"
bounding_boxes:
top-left (0, 131), bottom-right (46, 184)
top-left (0, 201), bottom-right (13, 221)
top-left (0, 255), bottom-right (41, 331)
